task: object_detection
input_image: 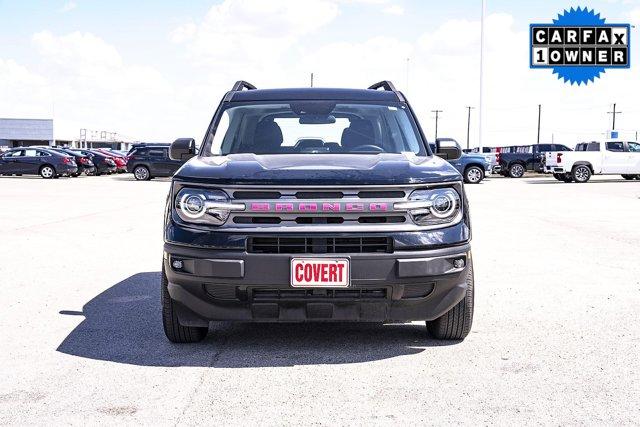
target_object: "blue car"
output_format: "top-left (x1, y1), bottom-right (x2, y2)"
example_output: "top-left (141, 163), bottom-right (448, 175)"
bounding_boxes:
top-left (432, 138), bottom-right (492, 184)
top-left (0, 147), bottom-right (77, 178)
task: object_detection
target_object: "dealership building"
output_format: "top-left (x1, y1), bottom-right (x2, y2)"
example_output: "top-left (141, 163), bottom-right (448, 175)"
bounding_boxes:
top-left (0, 118), bottom-right (135, 151)
top-left (0, 118), bottom-right (54, 149)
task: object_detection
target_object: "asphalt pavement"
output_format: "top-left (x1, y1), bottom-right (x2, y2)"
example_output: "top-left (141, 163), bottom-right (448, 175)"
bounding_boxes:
top-left (0, 173), bottom-right (639, 425)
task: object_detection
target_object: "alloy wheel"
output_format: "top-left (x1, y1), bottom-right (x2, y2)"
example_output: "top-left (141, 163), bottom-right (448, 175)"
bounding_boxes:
top-left (134, 166), bottom-right (149, 180)
top-left (466, 167), bottom-right (482, 183)
top-left (510, 164), bottom-right (524, 178)
top-left (41, 166), bottom-right (54, 178)
top-left (575, 166), bottom-right (590, 182)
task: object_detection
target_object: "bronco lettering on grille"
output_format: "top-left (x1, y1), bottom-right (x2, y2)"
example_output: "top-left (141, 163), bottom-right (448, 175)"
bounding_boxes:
top-left (247, 202), bottom-right (389, 213)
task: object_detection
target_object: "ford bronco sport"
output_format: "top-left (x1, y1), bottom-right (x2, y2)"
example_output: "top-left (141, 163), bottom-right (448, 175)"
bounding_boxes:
top-left (162, 81), bottom-right (474, 342)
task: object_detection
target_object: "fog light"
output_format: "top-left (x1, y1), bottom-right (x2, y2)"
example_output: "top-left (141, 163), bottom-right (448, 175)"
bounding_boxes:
top-left (453, 258), bottom-right (465, 269)
top-left (172, 260), bottom-right (183, 270)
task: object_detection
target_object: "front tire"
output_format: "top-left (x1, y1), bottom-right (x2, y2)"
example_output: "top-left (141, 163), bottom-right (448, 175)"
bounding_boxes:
top-left (621, 174), bottom-right (636, 180)
top-left (133, 165), bottom-right (151, 181)
top-left (572, 165), bottom-right (591, 183)
top-left (464, 166), bottom-right (484, 184)
top-left (508, 163), bottom-right (525, 178)
top-left (427, 264), bottom-right (474, 340)
top-left (161, 267), bottom-right (208, 343)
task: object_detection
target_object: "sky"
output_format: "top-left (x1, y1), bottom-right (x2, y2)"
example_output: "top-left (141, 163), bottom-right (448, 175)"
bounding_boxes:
top-left (2, 0), bottom-right (640, 147)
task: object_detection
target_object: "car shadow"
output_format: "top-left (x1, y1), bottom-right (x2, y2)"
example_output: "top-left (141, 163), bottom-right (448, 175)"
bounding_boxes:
top-left (57, 272), bottom-right (456, 367)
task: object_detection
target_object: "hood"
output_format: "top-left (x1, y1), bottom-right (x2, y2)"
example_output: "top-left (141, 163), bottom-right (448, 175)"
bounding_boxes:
top-left (174, 153), bottom-right (461, 186)
top-left (463, 153), bottom-right (491, 162)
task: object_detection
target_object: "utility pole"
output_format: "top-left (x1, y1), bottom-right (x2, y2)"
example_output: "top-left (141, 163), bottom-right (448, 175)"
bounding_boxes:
top-left (608, 103), bottom-right (621, 130)
top-left (465, 106), bottom-right (474, 150)
top-left (432, 110), bottom-right (443, 141)
top-left (537, 104), bottom-right (541, 144)
top-left (310, 73), bottom-right (314, 88)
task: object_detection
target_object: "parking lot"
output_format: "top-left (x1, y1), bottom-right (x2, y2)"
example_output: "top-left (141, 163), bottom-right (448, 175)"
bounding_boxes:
top-left (0, 174), bottom-right (639, 425)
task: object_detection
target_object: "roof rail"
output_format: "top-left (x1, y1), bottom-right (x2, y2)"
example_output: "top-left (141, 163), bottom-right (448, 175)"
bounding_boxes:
top-left (367, 80), bottom-right (405, 102)
top-left (224, 80), bottom-right (257, 102)
top-left (231, 80), bottom-right (257, 91)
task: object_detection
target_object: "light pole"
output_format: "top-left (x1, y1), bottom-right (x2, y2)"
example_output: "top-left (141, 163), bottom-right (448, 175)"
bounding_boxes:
top-left (478, 0), bottom-right (486, 152)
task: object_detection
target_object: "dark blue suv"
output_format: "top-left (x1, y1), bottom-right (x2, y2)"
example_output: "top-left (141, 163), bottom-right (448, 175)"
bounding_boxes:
top-left (160, 81), bottom-right (474, 343)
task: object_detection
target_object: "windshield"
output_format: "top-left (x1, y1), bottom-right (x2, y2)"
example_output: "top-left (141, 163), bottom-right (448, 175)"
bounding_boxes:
top-left (202, 101), bottom-right (428, 156)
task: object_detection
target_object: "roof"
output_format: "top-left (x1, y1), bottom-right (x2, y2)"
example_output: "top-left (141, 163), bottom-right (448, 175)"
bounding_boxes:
top-left (228, 87), bottom-right (402, 102)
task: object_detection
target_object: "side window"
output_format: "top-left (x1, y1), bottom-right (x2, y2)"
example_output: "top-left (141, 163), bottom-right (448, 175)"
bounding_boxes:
top-left (586, 142), bottom-right (600, 151)
top-left (628, 142), bottom-right (640, 152)
top-left (23, 149), bottom-right (38, 156)
top-left (147, 149), bottom-right (165, 157)
top-left (36, 150), bottom-right (50, 157)
top-left (606, 141), bottom-right (625, 152)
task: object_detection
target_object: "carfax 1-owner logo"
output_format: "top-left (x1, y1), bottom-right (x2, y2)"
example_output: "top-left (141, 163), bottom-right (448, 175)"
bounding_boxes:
top-left (530, 7), bottom-right (631, 85)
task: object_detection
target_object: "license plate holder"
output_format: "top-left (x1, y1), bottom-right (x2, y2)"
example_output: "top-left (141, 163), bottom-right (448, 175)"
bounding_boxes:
top-left (290, 258), bottom-right (350, 288)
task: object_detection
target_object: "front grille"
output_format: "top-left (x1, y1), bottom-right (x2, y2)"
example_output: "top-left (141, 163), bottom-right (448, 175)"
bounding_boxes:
top-left (215, 185), bottom-right (427, 232)
top-left (247, 236), bottom-right (393, 254)
top-left (252, 288), bottom-right (388, 300)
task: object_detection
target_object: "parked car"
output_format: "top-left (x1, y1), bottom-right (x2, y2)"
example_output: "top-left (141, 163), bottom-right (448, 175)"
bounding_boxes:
top-left (433, 138), bottom-right (492, 183)
top-left (106, 149), bottom-right (128, 157)
top-left (126, 144), bottom-right (186, 180)
top-left (0, 147), bottom-right (77, 178)
top-left (92, 148), bottom-right (127, 173)
top-left (544, 140), bottom-right (640, 183)
top-left (74, 149), bottom-right (117, 175)
top-left (159, 80), bottom-right (474, 343)
top-left (48, 148), bottom-right (96, 176)
top-left (498, 143), bottom-right (573, 178)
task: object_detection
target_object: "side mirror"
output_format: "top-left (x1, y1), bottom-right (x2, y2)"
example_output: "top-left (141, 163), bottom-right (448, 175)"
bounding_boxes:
top-left (434, 138), bottom-right (462, 160)
top-left (170, 138), bottom-right (196, 161)
top-left (437, 146), bottom-right (462, 160)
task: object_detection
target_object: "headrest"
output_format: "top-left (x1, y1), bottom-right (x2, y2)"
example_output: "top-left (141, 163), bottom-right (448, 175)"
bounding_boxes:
top-left (253, 120), bottom-right (283, 153)
top-left (341, 119), bottom-right (375, 151)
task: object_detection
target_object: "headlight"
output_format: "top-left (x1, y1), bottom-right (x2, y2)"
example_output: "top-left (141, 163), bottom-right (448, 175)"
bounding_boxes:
top-left (174, 188), bottom-right (245, 225)
top-left (395, 188), bottom-right (462, 227)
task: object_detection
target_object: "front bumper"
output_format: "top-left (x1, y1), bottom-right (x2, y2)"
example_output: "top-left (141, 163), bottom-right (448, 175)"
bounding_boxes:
top-left (163, 242), bottom-right (472, 325)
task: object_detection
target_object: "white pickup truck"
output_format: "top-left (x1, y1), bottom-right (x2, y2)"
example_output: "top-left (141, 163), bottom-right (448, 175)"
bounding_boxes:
top-left (544, 140), bottom-right (640, 183)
